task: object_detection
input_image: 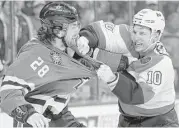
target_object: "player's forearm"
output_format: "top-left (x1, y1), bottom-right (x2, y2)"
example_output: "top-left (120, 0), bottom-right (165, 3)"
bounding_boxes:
top-left (97, 64), bottom-right (149, 105)
top-left (0, 89), bottom-right (33, 114)
top-left (111, 71), bottom-right (154, 105)
top-left (0, 89), bottom-right (37, 123)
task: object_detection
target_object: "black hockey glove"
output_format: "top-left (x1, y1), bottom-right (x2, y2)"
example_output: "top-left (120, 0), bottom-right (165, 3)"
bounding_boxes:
top-left (10, 104), bottom-right (37, 124)
top-left (117, 55), bottom-right (129, 72)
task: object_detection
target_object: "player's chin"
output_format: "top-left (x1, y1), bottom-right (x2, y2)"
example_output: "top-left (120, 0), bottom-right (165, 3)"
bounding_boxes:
top-left (134, 46), bottom-right (143, 52)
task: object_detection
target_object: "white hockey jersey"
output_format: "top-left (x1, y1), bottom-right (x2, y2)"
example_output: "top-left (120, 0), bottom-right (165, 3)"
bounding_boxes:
top-left (111, 44), bottom-right (176, 116)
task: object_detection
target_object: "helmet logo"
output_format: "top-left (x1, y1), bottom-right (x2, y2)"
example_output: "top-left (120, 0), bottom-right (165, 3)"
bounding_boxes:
top-left (55, 5), bottom-right (63, 10)
top-left (53, 5), bottom-right (73, 15)
top-left (156, 12), bottom-right (161, 17)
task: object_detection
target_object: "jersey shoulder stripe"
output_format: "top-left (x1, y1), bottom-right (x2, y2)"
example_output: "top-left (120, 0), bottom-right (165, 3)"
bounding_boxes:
top-left (130, 53), bottom-right (164, 73)
top-left (2, 81), bottom-right (31, 91)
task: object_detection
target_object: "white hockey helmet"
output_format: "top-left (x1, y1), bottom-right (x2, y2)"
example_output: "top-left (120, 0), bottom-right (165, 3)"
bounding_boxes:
top-left (133, 9), bottom-right (165, 34)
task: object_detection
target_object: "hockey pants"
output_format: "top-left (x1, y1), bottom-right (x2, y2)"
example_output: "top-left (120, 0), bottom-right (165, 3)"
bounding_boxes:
top-left (118, 108), bottom-right (179, 127)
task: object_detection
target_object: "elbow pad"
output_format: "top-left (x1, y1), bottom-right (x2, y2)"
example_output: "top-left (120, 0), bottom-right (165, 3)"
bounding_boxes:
top-left (10, 104), bottom-right (37, 124)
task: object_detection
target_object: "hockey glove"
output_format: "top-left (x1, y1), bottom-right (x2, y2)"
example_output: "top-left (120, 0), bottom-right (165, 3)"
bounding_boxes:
top-left (117, 55), bottom-right (129, 72)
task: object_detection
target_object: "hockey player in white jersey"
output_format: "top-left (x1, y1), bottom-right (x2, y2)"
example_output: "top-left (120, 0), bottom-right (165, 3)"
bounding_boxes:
top-left (96, 9), bottom-right (179, 127)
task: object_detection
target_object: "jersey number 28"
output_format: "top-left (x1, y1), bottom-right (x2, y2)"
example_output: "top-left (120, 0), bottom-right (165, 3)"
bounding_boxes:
top-left (30, 57), bottom-right (49, 78)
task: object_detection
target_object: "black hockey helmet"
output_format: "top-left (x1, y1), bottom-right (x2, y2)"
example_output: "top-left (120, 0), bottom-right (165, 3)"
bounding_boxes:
top-left (39, 2), bottom-right (79, 29)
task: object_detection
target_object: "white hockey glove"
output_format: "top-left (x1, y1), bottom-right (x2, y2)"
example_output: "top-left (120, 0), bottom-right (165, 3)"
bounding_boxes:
top-left (97, 65), bottom-right (117, 84)
top-left (76, 36), bottom-right (90, 55)
top-left (27, 113), bottom-right (51, 128)
top-left (97, 64), bottom-right (119, 90)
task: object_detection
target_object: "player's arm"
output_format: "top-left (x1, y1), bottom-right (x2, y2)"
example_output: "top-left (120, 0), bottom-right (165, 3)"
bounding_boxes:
top-left (0, 81), bottom-right (37, 123)
top-left (79, 20), bottom-right (119, 49)
top-left (98, 57), bottom-right (174, 105)
top-left (79, 21), bottom-right (100, 48)
top-left (97, 68), bottom-right (156, 105)
top-left (79, 21), bottom-right (139, 62)
top-left (0, 44), bottom-right (45, 124)
top-left (110, 70), bottom-right (149, 105)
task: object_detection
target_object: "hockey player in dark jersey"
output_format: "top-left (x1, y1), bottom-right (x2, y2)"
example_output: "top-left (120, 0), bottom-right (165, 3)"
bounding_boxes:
top-left (93, 9), bottom-right (179, 127)
top-left (0, 2), bottom-right (98, 127)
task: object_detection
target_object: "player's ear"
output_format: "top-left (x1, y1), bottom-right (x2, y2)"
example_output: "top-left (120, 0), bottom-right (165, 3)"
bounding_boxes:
top-left (151, 31), bottom-right (160, 42)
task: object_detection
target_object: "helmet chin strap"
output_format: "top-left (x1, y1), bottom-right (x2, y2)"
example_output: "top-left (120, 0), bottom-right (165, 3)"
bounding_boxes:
top-left (141, 35), bottom-right (157, 54)
top-left (142, 29), bottom-right (161, 53)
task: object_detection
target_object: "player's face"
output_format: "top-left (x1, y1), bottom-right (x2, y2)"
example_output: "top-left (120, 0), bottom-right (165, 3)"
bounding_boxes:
top-left (64, 21), bottom-right (81, 47)
top-left (132, 25), bottom-right (152, 53)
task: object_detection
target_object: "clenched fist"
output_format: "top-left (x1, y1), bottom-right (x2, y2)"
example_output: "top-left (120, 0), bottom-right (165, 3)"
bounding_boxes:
top-left (97, 64), bottom-right (116, 83)
top-left (27, 113), bottom-right (51, 128)
top-left (76, 36), bottom-right (90, 55)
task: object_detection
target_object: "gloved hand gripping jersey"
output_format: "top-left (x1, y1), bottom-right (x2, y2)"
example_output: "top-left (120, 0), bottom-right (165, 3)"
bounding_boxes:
top-left (44, 106), bottom-right (85, 127)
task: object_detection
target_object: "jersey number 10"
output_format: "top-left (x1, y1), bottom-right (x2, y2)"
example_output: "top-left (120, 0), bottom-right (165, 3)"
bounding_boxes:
top-left (147, 71), bottom-right (162, 85)
top-left (30, 57), bottom-right (49, 78)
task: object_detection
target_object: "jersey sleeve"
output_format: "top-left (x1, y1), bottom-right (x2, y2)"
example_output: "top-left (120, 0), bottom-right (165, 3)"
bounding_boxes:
top-left (0, 43), bottom-right (41, 114)
top-left (80, 20), bottom-right (139, 63)
top-left (110, 55), bottom-right (175, 105)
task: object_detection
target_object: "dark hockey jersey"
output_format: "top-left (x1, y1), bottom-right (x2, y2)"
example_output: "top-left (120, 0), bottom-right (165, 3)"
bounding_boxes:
top-left (0, 38), bottom-right (97, 115)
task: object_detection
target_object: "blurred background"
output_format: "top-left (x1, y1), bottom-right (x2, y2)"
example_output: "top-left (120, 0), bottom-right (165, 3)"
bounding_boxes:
top-left (0, 0), bottom-right (179, 127)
